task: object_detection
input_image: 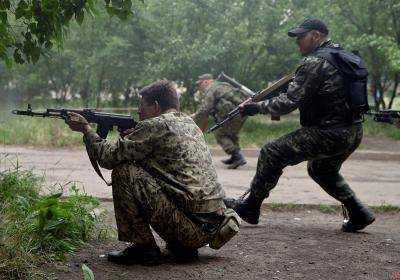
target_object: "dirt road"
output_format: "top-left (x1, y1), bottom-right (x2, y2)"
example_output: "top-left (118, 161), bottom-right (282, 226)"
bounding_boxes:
top-left (1, 143), bottom-right (400, 206)
top-left (2, 142), bottom-right (399, 279)
top-left (49, 203), bottom-right (400, 280)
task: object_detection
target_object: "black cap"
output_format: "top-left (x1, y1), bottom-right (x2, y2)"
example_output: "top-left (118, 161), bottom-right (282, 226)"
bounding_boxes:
top-left (288, 19), bottom-right (329, 37)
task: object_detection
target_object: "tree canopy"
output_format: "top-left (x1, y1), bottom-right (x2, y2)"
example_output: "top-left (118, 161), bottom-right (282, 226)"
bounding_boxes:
top-left (0, 0), bottom-right (138, 65)
top-left (1, 0), bottom-right (399, 110)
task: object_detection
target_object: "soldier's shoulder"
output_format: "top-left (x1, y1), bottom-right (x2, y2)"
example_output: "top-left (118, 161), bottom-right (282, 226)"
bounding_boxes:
top-left (138, 115), bottom-right (168, 131)
top-left (300, 55), bottom-right (324, 66)
top-left (212, 81), bottom-right (234, 94)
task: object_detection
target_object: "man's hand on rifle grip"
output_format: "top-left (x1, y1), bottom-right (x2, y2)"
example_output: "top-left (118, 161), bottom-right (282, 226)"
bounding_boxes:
top-left (239, 101), bottom-right (260, 117)
top-left (65, 112), bottom-right (92, 134)
top-left (119, 128), bottom-right (135, 139)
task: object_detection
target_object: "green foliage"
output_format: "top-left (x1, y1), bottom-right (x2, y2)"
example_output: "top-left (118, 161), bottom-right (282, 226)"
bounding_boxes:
top-left (0, 167), bottom-right (110, 279)
top-left (318, 204), bottom-right (336, 214)
top-left (372, 204), bottom-right (400, 213)
top-left (1, 111), bottom-right (400, 148)
top-left (0, 1), bottom-right (399, 114)
top-left (0, 0), bottom-right (138, 65)
top-left (82, 264), bottom-right (95, 280)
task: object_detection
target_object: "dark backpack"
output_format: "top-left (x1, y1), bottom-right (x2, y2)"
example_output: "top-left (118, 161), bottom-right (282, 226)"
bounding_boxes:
top-left (314, 46), bottom-right (369, 115)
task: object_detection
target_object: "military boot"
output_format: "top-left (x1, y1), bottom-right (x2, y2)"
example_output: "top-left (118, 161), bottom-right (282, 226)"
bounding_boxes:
top-left (223, 190), bottom-right (263, 224)
top-left (221, 154), bottom-right (234, 165)
top-left (107, 244), bottom-right (161, 266)
top-left (342, 196), bottom-right (375, 232)
top-left (227, 151), bottom-right (247, 169)
top-left (166, 242), bottom-right (199, 262)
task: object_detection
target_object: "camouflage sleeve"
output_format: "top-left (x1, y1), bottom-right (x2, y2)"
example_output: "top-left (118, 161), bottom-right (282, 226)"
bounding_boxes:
top-left (83, 121), bottom-right (154, 170)
top-left (195, 88), bottom-right (216, 116)
top-left (257, 57), bottom-right (325, 116)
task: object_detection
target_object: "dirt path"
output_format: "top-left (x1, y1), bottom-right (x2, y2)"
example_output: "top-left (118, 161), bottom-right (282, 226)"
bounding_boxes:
top-left (1, 140), bottom-right (400, 206)
top-left (49, 203), bottom-right (400, 280)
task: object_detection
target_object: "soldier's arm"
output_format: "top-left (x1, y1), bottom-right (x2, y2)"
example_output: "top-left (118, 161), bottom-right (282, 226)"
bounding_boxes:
top-left (198, 113), bottom-right (209, 132)
top-left (257, 57), bottom-right (324, 116)
top-left (194, 88), bottom-right (216, 118)
top-left (83, 121), bottom-right (154, 170)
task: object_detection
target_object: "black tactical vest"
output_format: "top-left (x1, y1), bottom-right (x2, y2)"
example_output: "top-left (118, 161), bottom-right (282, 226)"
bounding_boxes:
top-left (299, 42), bottom-right (368, 128)
top-left (314, 44), bottom-right (369, 116)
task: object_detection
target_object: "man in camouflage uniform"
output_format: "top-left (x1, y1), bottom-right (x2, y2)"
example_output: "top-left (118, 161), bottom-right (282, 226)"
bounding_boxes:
top-left (66, 80), bottom-right (233, 265)
top-left (193, 74), bottom-right (249, 169)
top-left (225, 19), bottom-right (375, 232)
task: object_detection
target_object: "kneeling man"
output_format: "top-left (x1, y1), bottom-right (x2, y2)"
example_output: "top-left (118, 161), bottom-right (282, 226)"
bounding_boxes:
top-left (66, 80), bottom-right (238, 265)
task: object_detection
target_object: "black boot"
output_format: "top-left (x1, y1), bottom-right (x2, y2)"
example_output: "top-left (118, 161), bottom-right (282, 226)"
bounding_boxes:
top-left (227, 151), bottom-right (247, 169)
top-left (107, 244), bottom-right (161, 266)
top-left (221, 154), bottom-right (234, 165)
top-left (166, 242), bottom-right (199, 262)
top-left (342, 197), bottom-right (375, 232)
top-left (223, 190), bottom-right (263, 224)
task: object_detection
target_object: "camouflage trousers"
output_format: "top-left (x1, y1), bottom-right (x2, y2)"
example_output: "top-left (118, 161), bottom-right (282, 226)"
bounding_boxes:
top-left (214, 116), bottom-right (246, 155)
top-left (111, 164), bottom-right (211, 249)
top-left (250, 124), bottom-right (363, 202)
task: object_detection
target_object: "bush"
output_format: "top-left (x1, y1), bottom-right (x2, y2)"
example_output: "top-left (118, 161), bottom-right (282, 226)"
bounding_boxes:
top-left (0, 167), bottom-right (110, 280)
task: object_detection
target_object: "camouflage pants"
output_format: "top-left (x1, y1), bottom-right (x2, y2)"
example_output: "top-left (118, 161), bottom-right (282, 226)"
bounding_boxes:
top-left (214, 116), bottom-right (246, 155)
top-left (111, 164), bottom-right (211, 249)
top-left (250, 124), bottom-right (363, 202)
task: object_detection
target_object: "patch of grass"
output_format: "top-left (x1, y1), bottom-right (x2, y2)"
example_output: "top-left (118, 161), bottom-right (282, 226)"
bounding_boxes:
top-left (371, 204), bottom-right (400, 213)
top-left (266, 202), bottom-right (303, 211)
top-left (0, 113), bottom-right (119, 148)
top-left (0, 166), bottom-right (111, 279)
top-left (318, 204), bottom-right (336, 214)
top-left (2, 110), bottom-right (400, 148)
top-left (205, 115), bottom-right (300, 148)
top-left (363, 116), bottom-right (400, 140)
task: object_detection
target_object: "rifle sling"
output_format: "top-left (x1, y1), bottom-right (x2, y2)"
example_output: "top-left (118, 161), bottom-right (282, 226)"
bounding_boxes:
top-left (84, 141), bottom-right (112, 186)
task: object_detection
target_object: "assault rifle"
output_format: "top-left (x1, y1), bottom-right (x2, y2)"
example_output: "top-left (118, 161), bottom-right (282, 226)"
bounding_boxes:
top-left (12, 104), bottom-right (137, 185)
top-left (366, 110), bottom-right (400, 124)
top-left (207, 73), bottom-right (294, 133)
top-left (12, 104), bottom-right (137, 139)
top-left (217, 72), bottom-right (256, 97)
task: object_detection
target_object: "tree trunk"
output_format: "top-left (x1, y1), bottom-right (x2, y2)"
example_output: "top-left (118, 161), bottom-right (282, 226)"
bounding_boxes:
top-left (388, 73), bottom-right (399, 109)
top-left (96, 68), bottom-right (105, 109)
top-left (80, 78), bottom-right (91, 107)
top-left (123, 87), bottom-right (132, 108)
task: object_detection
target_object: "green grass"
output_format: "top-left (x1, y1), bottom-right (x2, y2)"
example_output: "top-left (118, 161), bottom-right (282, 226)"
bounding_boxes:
top-left (0, 166), bottom-right (111, 279)
top-left (264, 203), bottom-right (400, 213)
top-left (371, 204), bottom-right (400, 213)
top-left (204, 114), bottom-right (301, 148)
top-left (1, 111), bottom-right (400, 148)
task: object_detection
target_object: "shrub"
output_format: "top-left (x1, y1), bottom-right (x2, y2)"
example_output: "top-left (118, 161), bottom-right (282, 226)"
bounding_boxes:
top-left (0, 167), bottom-right (110, 279)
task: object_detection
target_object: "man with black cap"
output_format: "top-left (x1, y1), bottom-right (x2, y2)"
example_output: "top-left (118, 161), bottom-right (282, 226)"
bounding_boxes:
top-left (224, 19), bottom-right (375, 232)
top-left (192, 73), bottom-right (249, 169)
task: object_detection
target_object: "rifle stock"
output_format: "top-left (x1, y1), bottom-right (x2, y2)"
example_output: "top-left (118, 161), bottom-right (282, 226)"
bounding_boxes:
top-left (365, 110), bottom-right (400, 124)
top-left (207, 73), bottom-right (294, 133)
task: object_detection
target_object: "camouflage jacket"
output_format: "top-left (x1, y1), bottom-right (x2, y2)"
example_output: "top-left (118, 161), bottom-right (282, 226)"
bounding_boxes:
top-left (197, 81), bottom-right (249, 122)
top-left (258, 40), bottom-right (353, 128)
top-left (83, 111), bottom-right (226, 214)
